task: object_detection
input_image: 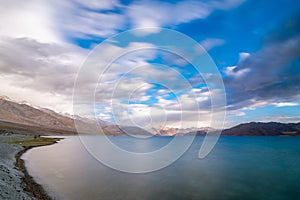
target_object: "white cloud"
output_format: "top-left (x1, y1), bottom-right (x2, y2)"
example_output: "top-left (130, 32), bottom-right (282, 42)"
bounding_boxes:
top-left (0, 37), bottom-right (88, 113)
top-left (0, 74), bottom-right (74, 114)
top-left (52, 1), bottom-right (125, 39)
top-left (235, 112), bottom-right (246, 116)
top-left (241, 100), bottom-right (269, 110)
top-left (0, 0), bottom-right (245, 42)
top-left (260, 116), bottom-right (300, 123)
top-left (200, 38), bottom-right (225, 50)
top-left (224, 66), bottom-right (250, 78)
top-left (74, 0), bottom-right (120, 10)
top-left (272, 102), bottom-right (299, 107)
top-left (126, 0), bottom-right (244, 30)
top-left (238, 52), bottom-right (251, 62)
top-left (224, 52), bottom-right (251, 78)
top-left (0, 0), bottom-right (61, 43)
top-left (111, 100), bottom-right (214, 129)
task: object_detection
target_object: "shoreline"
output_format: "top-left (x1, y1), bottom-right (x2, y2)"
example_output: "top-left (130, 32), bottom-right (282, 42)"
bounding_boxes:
top-left (15, 146), bottom-right (53, 200)
top-left (0, 136), bottom-right (63, 200)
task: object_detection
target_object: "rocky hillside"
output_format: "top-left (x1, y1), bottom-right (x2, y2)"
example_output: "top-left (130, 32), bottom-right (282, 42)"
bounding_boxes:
top-left (0, 97), bottom-right (75, 130)
top-left (0, 97), bottom-right (122, 135)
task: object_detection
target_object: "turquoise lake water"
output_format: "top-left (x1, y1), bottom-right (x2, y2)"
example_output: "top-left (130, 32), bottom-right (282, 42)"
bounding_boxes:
top-left (23, 136), bottom-right (300, 200)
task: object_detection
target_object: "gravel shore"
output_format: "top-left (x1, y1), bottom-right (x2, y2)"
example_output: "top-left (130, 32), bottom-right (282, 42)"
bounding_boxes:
top-left (0, 134), bottom-right (59, 200)
top-left (0, 142), bottom-right (34, 200)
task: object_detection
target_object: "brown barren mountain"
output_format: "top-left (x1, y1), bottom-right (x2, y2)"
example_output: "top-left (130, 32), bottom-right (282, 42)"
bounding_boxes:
top-left (0, 97), bottom-right (123, 135)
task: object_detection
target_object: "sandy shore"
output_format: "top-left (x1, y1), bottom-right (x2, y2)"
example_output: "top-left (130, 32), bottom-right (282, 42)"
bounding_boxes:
top-left (0, 134), bottom-right (60, 200)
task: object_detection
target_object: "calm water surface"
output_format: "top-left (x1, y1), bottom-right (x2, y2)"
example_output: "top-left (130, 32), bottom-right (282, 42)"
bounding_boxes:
top-left (23, 136), bottom-right (300, 200)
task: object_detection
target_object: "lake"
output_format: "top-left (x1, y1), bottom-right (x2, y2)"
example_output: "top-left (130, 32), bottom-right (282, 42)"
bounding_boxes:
top-left (23, 136), bottom-right (300, 200)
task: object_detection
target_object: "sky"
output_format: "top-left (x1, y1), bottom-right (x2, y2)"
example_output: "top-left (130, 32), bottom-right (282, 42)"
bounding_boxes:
top-left (0, 0), bottom-right (299, 129)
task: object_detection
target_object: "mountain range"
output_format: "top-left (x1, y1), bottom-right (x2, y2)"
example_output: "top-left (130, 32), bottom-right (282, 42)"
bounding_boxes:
top-left (0, 96), bottom-right (123, 135)
top-left (0, 97), bottom-right (299, 136)
top-left (221, 122), bottom-right (300, 136)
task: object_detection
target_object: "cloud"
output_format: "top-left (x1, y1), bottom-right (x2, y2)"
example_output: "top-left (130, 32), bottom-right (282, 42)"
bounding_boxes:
top-left (51, 1), bottom-right (125, 39)
top-left (235, 112), bottom-right (246, 116)
top-left (224, 66), bottom-right (250, 78)
top-left (223, 53), bottom-right (251, 78)
top-left (224, 15), bottom-right (300, 111)
top-left (200, 38), bottom-right (225, 50)
top-left (126, 0), bottom-right (244, 30)
top-left (0, 0), bottom-right (61, 43)
top-left (126, 1), bottom-right (209, 29)
top-left (272, 102), bottom-right (299, 107)
top-left (74, 0), bottom-right (120, 10)
top-left (0, 0), bottom-right (245, 42)
top-left (90, 50), bottom-right (216, 128)
top-left (111, 99), bottom-right (213, 129)
top-left (261, 115), bottom-right (300, 123)
top-left (0, 37), bottom-right (88, 113)
top-left (123, 87), bottom-right (213, 128)
top-left (0, 37), bottom-right (173, 121)
top-left (0, 0), bottom-right (247, 44)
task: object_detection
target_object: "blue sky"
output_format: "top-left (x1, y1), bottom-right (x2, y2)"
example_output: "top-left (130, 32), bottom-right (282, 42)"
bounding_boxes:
top-left (0, 0), bottom-right (299, 129)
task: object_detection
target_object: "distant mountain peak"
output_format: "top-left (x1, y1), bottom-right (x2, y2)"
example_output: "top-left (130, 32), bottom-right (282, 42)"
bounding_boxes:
top-left (0, 95), bottom-right (11, 101)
